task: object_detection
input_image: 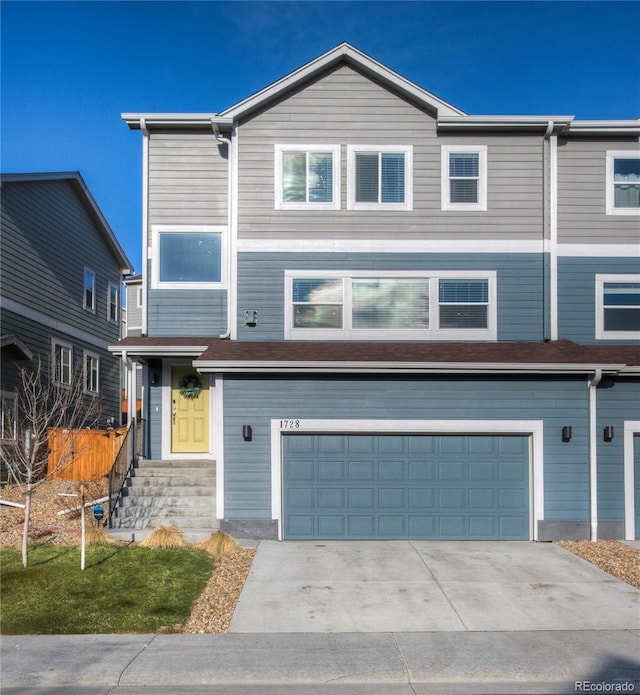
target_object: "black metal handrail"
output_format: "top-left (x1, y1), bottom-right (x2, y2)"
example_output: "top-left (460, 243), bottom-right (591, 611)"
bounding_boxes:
top-left (106, 420), bottom-right (137, 528)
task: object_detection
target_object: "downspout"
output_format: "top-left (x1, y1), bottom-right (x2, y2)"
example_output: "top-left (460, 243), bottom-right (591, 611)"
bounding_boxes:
top-left (212, 120), bottom-right (235, 339)
top-left (588, 369), bottom-right (602, 541)
top-left (140, 118), bottom-right (149, 336)
top-left (543, 120), bottom-right (558, 341)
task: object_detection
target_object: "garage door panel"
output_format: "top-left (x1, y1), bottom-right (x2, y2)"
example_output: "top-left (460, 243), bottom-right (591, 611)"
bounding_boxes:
top-left (283, 434), bottom-right (530, 540)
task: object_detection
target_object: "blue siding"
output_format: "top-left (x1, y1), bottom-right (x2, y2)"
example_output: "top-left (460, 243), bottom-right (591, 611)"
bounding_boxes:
top-left (558, 257), bottom-right (640, 345)
top-left (147, 289), bottom-right (227, 337)
top-left (222, 374), bottom-right (588, 521)
top-left (597, 378), bottom-right (640, 521)
top-left (236, 252), bottom-right (544, 342)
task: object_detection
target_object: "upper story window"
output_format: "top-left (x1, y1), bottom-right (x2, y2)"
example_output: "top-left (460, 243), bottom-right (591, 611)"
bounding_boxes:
top-left (441, 145), bottom-right (488, 211)
top-left (347, 146), bottom-right (413, 211)
top-left (84, 268), bottom-right (96, 312)
top-left (275, 145), bottom-right (340, 210)
top-left (84, 352), bottom-right (100, 394)
top-left (1, 391), bottom-right (17, 444)
top-left (595, 274), bottom-right (640, 339)
top-left (107, 282), bottom-right (119, 323)
top-left (285, 270), bottom-right (496, 341)
top-left (52, 340), bottom-right (72, 386)
top-left (136, 286), bottom-right (143, 308)
top-left (606, 151), bottom-right (640, 215)
top-left (151, 225), bottom-right (226, 290)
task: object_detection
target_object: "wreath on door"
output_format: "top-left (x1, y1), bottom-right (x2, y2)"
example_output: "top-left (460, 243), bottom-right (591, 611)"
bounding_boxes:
top-left (179, 373), bottom-right (202, 399)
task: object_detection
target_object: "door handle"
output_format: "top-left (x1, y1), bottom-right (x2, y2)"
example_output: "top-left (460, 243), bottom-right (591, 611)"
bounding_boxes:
top-left (172, 399), bottom-right (176, 425)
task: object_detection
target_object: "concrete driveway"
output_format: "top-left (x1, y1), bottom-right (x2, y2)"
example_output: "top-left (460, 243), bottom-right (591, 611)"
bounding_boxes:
top-left (230, 541), bottom-right (640, 633)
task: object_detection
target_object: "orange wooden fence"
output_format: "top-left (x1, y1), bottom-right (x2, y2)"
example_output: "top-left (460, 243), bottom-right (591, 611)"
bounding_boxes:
top-left (47, 427), bottom-right (127, 481)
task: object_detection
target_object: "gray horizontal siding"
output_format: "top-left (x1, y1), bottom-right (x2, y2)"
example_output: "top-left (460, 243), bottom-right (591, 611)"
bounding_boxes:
top-left (238, 65), bottom-right (544, 242)
top-left (597, 378), bottom-right (640, 521)
top-left (1, 180), bottom-right (124, 345)
top-left (0, 309), bottom-right (122, 421)
top-left (236, 252), bottom-right (544, 342)
top-left (558, 257), bottom-right (640, 344)
top-left (222, 374), bottom-right (589, 521)
top-left (147, 130), bottom-right (228, 235)
top-left (557, 139), bottom-right (640, 245)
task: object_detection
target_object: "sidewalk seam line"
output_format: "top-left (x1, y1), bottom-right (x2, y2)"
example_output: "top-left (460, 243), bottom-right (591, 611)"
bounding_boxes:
top-left (391, 631), bottom-right (412, 685)
top-left (116, 635), bottom-right (157, 686)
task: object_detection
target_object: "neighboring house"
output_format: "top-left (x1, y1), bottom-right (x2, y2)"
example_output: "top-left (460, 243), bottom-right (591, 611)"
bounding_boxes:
top-left (1, 172), bottom-right (133, 436)
top-left (112, 43), bottom-right (639, 542)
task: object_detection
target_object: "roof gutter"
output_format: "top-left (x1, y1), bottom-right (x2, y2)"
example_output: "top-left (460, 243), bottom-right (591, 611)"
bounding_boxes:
top-left (193, 360), bottom-right (628, 375)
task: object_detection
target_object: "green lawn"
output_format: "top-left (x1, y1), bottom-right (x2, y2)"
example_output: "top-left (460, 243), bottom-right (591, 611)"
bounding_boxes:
top-left (0, 544), bottom-right (214, 634)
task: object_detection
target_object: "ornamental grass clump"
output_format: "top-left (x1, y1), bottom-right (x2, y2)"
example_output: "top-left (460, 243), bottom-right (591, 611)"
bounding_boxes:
top-left (197, 531), bottom-right (238, 559)
top-left (84, 525), bottom-right (116, 546)
top-left (139, 525), bottom-right (189, 549)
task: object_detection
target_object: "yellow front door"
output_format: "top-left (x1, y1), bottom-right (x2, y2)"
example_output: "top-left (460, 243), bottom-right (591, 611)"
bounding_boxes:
top-left (171, 366), bottom-right (209, 453)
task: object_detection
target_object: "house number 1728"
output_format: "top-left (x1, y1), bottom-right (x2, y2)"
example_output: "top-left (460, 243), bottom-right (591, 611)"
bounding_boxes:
top-left (280, 419), bottom-right (300, 429)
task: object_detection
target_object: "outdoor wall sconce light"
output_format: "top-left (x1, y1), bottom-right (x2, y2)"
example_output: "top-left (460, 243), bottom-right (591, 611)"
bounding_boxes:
top-left (243, 425), bottom-right (252, 441)
top-left (562, 426), bottom-right (572, 442)
top-left (604, 426), bottom-right (614, 442)
top-left (151, 373), bottom-right (159, 386)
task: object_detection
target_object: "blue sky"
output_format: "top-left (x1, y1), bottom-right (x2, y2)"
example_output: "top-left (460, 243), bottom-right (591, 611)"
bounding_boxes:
top-left (2, 1), bottom-right (639, 273)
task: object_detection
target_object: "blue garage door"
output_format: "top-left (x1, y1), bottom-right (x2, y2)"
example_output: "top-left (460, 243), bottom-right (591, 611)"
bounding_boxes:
top-left (284, 434), bottom-right (530, 540)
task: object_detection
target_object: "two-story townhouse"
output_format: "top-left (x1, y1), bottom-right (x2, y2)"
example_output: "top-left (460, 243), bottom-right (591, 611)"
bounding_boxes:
top-left (112, 43), bottom-right (639, 542)
top-left (1, 172), bottom-right (133, 436)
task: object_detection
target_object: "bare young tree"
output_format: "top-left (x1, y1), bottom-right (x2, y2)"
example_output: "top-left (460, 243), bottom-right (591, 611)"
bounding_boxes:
top-left (0, 359), bottom-right (103, 566)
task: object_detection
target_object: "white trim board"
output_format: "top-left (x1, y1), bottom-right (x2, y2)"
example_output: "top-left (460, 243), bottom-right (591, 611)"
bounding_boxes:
top-left (270, 419), bottom-right (544, 542)
top-left (624, 421), bottom-right (640, 540)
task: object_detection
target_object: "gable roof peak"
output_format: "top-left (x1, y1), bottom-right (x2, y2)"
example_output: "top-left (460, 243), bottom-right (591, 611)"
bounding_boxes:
top-left (220, 42), bottom-right (466, 120)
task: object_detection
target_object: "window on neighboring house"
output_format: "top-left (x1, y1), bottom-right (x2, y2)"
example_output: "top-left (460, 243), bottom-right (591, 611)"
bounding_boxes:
top-left (606, 152), bottom-right (640, 215)
top-left (108, 282), bottom-right (118, 323)
top-left (151, 226), bottom-right (226, 289)
top-left (84, 268), bottom-right (96, 312)
top-left (596, 274), bottom-right (640, 339)
top-left (136, 286), bottom-right (143, 308)
top-left (275, 145), bottom-right (340, 210)
top-left (84, 353), bottom-right (99, 394)
top-left (441, 145), bottom-right (488, 211)
top-left (53, 341), bottom-right (72, 386)
top-left (286, 271), bottom-right (496, 340)
top-left (1, 392), bottom-right (17, 443)
top-left (347, 146), bottom-right (413, 210)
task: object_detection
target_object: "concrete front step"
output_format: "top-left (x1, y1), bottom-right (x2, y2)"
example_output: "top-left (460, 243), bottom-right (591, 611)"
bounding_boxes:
top-left (111, 458), bottom-right (218, 532)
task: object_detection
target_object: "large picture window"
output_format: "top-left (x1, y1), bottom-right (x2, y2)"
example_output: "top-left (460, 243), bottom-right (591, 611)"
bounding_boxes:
top-left (606, 152), bottom-right (640, 215)
top-left (347, 146), bottom-right (412, 210)
top-left (441, 145), bottom-right (488, 211)
top-left (151, 226), bottom-right (226, 289)
top-left (596, 274), bottom-right (640, 339)
top-left (286, 271), bottom-right (496, 340)
top-left (275, 145), bottom-right (340, 210)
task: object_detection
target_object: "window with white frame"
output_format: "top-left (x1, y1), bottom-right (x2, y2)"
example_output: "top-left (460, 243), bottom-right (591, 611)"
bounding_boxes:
top-left (347, 146), bottom-right (413, 210)
top-left (441, 145), bottom-right (488, 211)
top-left (275, 145), bottom-right (340, 210)
top-left (151, 225), bottom-right (226, 289)
top-left (52, 340), bottom-right (72, 386)
top-left (136, 285), bottom-right (143, 308)
top-left (285, 270), bottom-right (496, 340)
top-left (596, 274), bottom-right (640, 339)
top-left (84, 268), bottom-right (96, 312)
top-left (1, 391), bottom-right (17, 443)
top-left (606, 151), bottom-right (640, 215)
top-left (84, 352), bottom-right (99, 394)
top-left (107, 282), bottom-right (118, 323)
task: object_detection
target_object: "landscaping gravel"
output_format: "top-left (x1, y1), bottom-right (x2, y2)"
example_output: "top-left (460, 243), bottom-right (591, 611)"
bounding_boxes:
top-left (557, 539), bottom-right (640, 590)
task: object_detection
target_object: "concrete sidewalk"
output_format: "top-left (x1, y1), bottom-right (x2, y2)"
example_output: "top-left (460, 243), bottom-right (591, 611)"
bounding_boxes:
top-left (230, 541), bottom-right (640, 633)
top-left (2, 631), bottom-right (640, 694)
